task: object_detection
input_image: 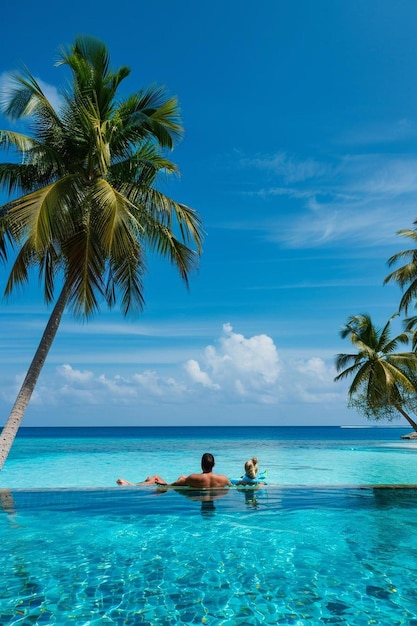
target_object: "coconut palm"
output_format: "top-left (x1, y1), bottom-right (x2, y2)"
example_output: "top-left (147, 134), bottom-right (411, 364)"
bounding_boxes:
top-left (0, 36), bottom-right (203, 469)
top-left (384, 227), bottom-right (417, 313)
top-left (334, 313), bottom-right (417, 432)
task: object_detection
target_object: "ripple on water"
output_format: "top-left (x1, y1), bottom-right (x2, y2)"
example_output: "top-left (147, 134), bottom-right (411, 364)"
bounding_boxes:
top-left (1, 486), bottom-right (417, 623)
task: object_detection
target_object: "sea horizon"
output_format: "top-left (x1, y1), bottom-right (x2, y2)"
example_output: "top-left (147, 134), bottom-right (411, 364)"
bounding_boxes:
top-left (14, 424), bottom-right (409, 430)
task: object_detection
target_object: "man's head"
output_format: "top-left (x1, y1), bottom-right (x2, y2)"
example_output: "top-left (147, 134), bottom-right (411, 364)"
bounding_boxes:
top-left (201, 452), bottom-right (215, 472)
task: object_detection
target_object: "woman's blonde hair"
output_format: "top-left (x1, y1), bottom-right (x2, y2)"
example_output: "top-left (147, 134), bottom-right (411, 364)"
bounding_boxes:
top-left (244, 457), bottom-right (258, 479)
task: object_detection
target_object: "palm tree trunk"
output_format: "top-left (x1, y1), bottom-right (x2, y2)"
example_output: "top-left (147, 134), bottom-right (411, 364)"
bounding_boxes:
top-left (0, 283), bottom-right (70, 470)
top-left (395, 405), bottom-right (417, 433)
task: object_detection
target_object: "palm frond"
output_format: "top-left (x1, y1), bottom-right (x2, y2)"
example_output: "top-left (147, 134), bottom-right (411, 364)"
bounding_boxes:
top-left (119, 88), bottom-right (183, 149)
top-left (386, 229), bottom-right (417, 264)
top-left (402, 316), bottom-right (417, 350)
top-left (334, 355), bottom-right (362, 377)
top-left (0, 210), bottom-right (14, 260)
top-left (383, 333), bottom-right (410, 353)
top-left (384, 230), bottom-right (417, 313)
top-left (127, 187), bottom-right (204, 254)
top-left (89, 179), bottom-right (142, 254)
top-left (4, 240), bottom-right (36, 294)
top-left (345, 362), bottom-right (373, 396)
top-left (1, 69), bottom-right (62, 135)
top-left (106, 253), bottom-right (145, 315)
top-left (110, 144), bottom-right (179, 186)
top-left (378, 313), bottom-right (400, 350)
top-left (382, 360), bottom-right (417, 394)
top-left (145, 223), bottom-right (199, 284)
top-left (5, 176), bottom-right (80, 250)
top-left (38, 246), bottom-right (61, 302)
top-left (63, 228), bottom-right (105, 318)
top-left (0, 130), bottom-right (38, 153)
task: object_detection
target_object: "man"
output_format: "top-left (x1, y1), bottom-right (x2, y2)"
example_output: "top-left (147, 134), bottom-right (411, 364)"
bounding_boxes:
top-left (117, 452), bottom-right (231, 488)
top-left (167, 452), bottom-right (231, 488)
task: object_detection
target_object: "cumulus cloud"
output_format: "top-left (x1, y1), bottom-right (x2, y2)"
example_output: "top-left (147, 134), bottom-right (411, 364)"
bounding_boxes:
top-left (58, 364), bottom-right (93, 384)
top-left (295, 357), bottom-right (329, 381)
top-left (184, 360), bottom-right (220, 390)
top-left (184, 323), bottom-right (281, 402)
top-left (132, 370), bottom-right (188, 397)
top-left (290, 356), bottom-right (339, 403)
top-left (0, 325), bottom-right (342, 415)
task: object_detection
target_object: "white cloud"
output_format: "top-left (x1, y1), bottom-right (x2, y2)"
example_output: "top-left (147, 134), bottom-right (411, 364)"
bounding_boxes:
top-left (58, 385), bottom-right (98, 404)
top-left (236, 150), bottom-right (417, 249)
top-left (97, 374), bottom-right (138, 399)
top-left (57, 364), bottom-right (93, 384)
top-left (0, 325), bottom-right (346, 414)
top-left (295, 356), bottom-right (329, 380)
top-left (184, 360), bottom-right (220, 390)
top-left (132, 370), bottom-right (188, 397)
top-left (184, 323), bottom-right (281, 402)
top-left (289, 356), bottom-right (341, 404)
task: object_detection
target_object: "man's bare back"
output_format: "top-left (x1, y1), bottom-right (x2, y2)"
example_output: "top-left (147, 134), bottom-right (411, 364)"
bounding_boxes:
top-left (117, 452), bottom-right (231, 489)
top-left (171, 469), bottom-right (230, 489)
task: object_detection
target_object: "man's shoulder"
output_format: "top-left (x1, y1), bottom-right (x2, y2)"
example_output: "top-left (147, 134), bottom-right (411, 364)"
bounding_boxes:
top-left (214, 474), bottom-right (231, 486)
top-left (183, 472), bottom-right (231, 489)
top-left (184, 473), bottom-right (207, 487)
top-left (205, 473), bottom-right (231, 488)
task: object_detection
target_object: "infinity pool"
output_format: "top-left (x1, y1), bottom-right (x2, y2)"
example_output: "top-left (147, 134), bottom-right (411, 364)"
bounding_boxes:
top-left (1, 485), bottom-right (417, 625)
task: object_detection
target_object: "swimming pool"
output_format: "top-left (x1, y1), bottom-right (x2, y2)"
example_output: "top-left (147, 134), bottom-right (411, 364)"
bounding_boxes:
top-left (1, 485), bottom-right (417, 625)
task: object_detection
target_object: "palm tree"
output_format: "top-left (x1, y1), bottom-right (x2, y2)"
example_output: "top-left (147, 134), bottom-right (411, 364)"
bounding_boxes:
top-left (334, 314), bottom-right (417, 432)
top-left (384, 227), bottom-right (417, 313)
top-left (0, 36), bottom-right (203, 469)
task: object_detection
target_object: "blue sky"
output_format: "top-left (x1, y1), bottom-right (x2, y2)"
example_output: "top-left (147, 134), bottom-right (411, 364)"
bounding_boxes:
top-left (1, 1), bottom-right (417, 427)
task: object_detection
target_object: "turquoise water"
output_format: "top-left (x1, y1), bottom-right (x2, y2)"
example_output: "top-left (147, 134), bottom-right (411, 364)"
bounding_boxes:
top-left (2, 426), bottom-right (417, 488)
top-left (2, 486), bottom-right (417, 624)
top-left (2, 426), bottom-right (417, 624)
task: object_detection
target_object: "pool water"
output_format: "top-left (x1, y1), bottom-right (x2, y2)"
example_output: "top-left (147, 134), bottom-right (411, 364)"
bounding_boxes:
top-left (1, 486), bottom-right (417, 625)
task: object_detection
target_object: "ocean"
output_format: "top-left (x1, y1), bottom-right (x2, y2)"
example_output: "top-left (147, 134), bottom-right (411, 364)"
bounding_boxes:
top-left (1, 425), bottom-right (416, 489)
